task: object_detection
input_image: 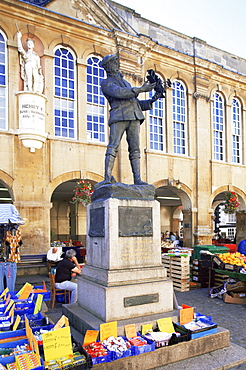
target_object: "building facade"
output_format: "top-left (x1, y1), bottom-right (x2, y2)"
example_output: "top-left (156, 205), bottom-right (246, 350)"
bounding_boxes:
top-left (1, 0), bottom-right (246, 255)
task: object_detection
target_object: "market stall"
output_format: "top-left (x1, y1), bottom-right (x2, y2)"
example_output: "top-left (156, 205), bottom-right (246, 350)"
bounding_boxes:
top-left (0, 279), bottom-right (226, 370)
top-left (0, 204), bottom-right (24, 291)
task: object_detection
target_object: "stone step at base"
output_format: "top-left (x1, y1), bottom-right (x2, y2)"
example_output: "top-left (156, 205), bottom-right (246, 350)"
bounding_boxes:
top-left (62, 304), bottom-right (231, 369)
top-left (92, 342), bottom-right (246, 370)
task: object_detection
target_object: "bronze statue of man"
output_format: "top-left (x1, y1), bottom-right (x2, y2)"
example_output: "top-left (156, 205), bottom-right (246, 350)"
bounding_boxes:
top-left (96, 54), bottom-right (160, 188)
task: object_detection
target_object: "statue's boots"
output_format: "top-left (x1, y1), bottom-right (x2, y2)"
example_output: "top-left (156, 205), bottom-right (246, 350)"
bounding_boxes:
top-left (130, 158), bottom-right (148, 185)
top-left (94, 154), bottom-right (116, 189)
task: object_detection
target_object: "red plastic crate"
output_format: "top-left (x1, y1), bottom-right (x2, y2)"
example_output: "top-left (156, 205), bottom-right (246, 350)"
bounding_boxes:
top-left (214, 243), bottom-right (237, 253)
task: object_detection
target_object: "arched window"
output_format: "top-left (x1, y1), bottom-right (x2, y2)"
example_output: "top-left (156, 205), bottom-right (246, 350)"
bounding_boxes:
top-left (0, 31), bottom-right (7, 130)
top-left (231, 98), bottom-right (241, 164)
top-left (54, 46), bottom-right (76, 138)
top-left (212, 93), bottom-right (224, 161)
top-left (172, 80), bottom-right (186, 154)
top-left (149, 89), bottom-right (164, 151)
top-left (86, 56), bottom-right (106, 142)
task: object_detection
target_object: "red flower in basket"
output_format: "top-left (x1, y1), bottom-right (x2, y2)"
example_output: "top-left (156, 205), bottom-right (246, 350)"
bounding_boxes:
top-left (224, 191), bottom-right (240, 214)
top-left (71, 180), bottom-right (94, 206)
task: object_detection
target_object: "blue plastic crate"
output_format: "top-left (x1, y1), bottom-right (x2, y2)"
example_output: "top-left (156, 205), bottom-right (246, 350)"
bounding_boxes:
top-left (18, 312), bottom-right (47, 329)
top-left (0, 319), bottom-right (12, 331)
top-left (31, 286), bottom-right (51, 302)
top-left (191, 326), bottom-right (218, 339)
top-left (0, 338), bottom-right (29, 366)
top-left (8, 291), bottom-right (34, 303)
top-left (0, 328), bottom-right (26, 340)
top-left (31, 324), bottom-right (54, 333)
top-left (0, 312), bottom-right (11, 321)
top-left (105, 336), bottom-right (132, 361)
top-left (56, 292), bottom-right (70, 303)
top-left (0, 352), bottom-right (45, 369)
top-left (14, 301), bottom-right (35, 315)
top-left (7, 286), bottom-right (50, 303)
top-left (131, 333), bottom-right (156, 355)
top-left (91, 353), bottom-right (110, 365)
top-left (0, 302), bottom-right (8, 311)
top-left (176, 313), bottom-right (218, 340)
top-left (109, 347), bottom-right (131, 361)
top-left (83, 343), bottom-right (110, 365)
top-left (0, 299), bottom-right (34, 316)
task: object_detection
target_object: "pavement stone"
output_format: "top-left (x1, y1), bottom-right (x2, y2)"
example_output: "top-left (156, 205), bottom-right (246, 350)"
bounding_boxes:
top-left (15, 274), bottom-right (246, 369)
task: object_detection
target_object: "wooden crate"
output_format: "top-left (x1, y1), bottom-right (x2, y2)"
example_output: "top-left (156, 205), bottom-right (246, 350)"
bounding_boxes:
top-left (214, 272), bottom-right (229, 285)
top-left (162, 255), bottom-right (190, 291)
top-left (172, 279), bottom-right (190, 292)
top-left (162, 255), bottom-right (190, 267)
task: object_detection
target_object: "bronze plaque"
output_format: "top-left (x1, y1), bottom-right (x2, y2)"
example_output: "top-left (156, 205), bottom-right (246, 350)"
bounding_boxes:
top-left (124, 293), bottom-right (159, 307)
top-left (119, 206), bottom-right (153, 237)
top-left (88, 207), bottom-right (105, 237)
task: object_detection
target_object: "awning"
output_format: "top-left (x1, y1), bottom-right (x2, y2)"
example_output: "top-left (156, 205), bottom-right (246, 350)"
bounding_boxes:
top-left (0, 204), bottom-right (25, 225)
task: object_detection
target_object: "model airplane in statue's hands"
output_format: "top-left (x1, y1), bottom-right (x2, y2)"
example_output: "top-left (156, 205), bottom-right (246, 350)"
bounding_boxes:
top-left (146, 69), bottom-right (171, 99)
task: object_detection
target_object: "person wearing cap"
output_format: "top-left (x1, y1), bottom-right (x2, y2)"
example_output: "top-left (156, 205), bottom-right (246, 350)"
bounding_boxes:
top-left (95, 54), bottom-right (160, 188)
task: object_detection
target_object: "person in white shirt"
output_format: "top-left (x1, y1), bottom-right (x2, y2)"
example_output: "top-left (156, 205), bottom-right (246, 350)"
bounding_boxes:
top-left (47, 247), bottom-right (63, 262)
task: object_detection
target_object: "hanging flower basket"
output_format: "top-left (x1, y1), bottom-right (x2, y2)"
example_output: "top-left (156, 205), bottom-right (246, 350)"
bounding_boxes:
top-left (71, 180), bottom-right (94, 206)
top-left (224, 191), bottom-right (240, 214)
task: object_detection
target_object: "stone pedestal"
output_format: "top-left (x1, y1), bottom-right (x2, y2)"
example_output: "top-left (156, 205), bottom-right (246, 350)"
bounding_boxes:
top-left (76, 184), bottom-right (173, 323)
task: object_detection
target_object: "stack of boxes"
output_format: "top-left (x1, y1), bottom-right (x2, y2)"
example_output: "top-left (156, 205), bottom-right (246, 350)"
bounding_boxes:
top-left (191, 245), bottom-right (229, 288)
top-left (162, 255), bottom-right (190, 292)
top-left (191, 259), bottom-right (215, 288)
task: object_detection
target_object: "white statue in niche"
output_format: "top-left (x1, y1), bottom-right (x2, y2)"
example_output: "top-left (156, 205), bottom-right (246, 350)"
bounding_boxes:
top-left (17, 31), bottom-right (44, 94)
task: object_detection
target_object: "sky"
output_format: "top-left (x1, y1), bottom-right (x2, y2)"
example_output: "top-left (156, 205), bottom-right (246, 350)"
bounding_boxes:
top-left (117, 0), bottom-right (246, 59)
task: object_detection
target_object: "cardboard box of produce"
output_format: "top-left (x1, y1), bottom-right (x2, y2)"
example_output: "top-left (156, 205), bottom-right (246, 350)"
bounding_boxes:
top-left (227, 280), bottom-right (246, 293)
top-left (223, 292), bottom-right (246, 304)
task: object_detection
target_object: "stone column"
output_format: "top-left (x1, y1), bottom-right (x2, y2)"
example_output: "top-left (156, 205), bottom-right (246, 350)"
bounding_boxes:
top-left (76, 203), bottom-right (87, 244)
top-left (182, 209), bottom-right (193, 247)
top-left (14, 201), bottom-right (52, 254)
top-left (193, 73), bottom-right (214, 246)
top-left (172, 217), bottom-right (180, 234)
top-left (236, 211), bottom-right (246, 244)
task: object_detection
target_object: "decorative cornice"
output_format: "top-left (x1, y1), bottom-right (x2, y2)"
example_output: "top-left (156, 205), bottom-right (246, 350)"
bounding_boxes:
top-left (193, 92), bottom-right (210, 102)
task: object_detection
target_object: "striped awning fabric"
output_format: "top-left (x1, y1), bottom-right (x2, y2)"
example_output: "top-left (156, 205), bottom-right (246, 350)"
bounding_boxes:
top-left (0, 204), bottom-right (24, 224)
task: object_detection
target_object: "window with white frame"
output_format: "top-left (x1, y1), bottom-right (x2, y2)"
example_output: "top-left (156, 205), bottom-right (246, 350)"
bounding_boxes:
top-left (0, 31), bottom-right (7, 130)
top-left (54, 46), bottom-right (76, 138)
top-left (212, 93), bottom-right (224, 161)
top-left (172, 80), bottom-right (186, 154)
top-left (227, 228), bottom-right (235, 239)
top-left (232, 98), bottom-right (241, 164)
top-left (86, 56), bottom-right (106, 143)
top-left (228, 213), bottom-right (236, 223)
top-left (149, 90), bottom-right (164, 151)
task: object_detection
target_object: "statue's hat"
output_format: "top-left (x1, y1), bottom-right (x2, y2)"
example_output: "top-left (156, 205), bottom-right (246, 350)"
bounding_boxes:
top-left (101, 54), bottom-right (118, 67)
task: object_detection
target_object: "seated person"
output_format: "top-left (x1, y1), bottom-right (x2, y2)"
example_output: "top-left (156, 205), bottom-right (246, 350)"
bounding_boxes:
top-left (55, 249), bottom-right (81, 304)
top-left (68, 238), bottom-right (74, 247)
top-left (47, 246), bottom-right (63, 262)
